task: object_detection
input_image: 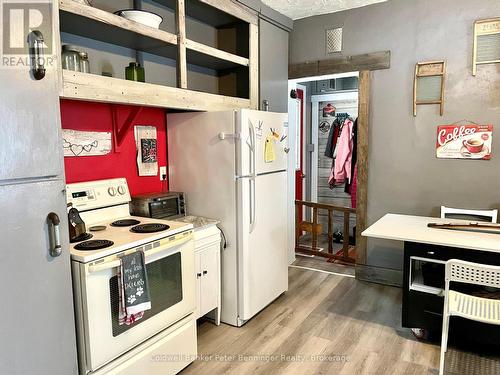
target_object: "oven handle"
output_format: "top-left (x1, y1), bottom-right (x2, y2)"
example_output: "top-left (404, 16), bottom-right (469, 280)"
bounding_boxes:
top-left (88, 233), bottom-right (192, 274)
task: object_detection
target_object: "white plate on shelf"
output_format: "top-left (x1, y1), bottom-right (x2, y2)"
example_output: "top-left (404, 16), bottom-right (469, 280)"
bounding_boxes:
top-left (115, 10), bottom-right (163, 29)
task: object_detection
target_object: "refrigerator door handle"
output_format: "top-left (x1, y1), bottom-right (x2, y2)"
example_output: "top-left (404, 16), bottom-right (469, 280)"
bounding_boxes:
top-left (248, 120), bottom-right (257, 179)
top-left (248, 120), bottom-right (257, 233)
top-left (249, 176), bottom-right (256, 233)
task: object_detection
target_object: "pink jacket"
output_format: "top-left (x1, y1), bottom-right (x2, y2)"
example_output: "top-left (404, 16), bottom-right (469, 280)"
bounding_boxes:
top-left (332, 119), bottom-right (354, 183)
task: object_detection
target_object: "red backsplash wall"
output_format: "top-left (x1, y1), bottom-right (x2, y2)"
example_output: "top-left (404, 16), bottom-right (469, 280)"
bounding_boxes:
top-left (61, 99), bottom-right (168, 196)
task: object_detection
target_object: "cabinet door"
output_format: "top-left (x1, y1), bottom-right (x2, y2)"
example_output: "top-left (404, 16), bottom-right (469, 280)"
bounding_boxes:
top-left (0, 2), bottom-right (64, 181)
top-left (199, 246), bottom-right (219, 317)
top-left (0, 180), bottom-right (77, 375)
top-left (259, 19), bottom-right (289, 112)
top-left (195, 251), bottom-right (202, 319)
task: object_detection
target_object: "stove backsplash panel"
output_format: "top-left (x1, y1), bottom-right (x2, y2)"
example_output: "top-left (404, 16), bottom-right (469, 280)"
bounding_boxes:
top-left (61, 99), bottom-right (168, 195)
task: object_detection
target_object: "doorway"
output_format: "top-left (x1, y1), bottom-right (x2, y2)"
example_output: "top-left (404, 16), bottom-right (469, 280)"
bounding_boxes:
top-left (289, 72), bottom-right (361, 275)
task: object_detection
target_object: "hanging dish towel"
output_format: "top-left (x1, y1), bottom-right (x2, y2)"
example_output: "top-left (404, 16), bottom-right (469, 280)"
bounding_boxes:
top-left (118, 251), bottom-right (151, 325)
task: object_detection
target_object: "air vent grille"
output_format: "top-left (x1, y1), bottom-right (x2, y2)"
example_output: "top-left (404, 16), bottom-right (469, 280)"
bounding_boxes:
top-left (326, 28), bottom-right (342, 54)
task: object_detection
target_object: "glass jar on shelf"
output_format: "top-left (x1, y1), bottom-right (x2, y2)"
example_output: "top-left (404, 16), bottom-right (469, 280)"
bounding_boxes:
top-left (125, 62), bottom-right (145, 82)
top-left (79, 52), bottom-right (90, 73)
top-left (61, 45), bottom-right (81, 72)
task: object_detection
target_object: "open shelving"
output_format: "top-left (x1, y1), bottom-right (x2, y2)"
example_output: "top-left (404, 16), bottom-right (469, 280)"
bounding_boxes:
top-left (57, 0), bottom-right (258, 110)
top-left (409, 256), bottom-right (445, 296)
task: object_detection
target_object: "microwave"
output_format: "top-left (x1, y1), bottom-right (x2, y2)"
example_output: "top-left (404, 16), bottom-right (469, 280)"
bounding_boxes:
top-left (130, 191), bottom-right (186, 219)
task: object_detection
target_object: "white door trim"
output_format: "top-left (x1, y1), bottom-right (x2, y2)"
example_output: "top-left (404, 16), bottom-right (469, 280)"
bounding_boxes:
top-left (310, 100), bottom-right (319, 204)
top-left (310, 91), bottom-right (359, 203)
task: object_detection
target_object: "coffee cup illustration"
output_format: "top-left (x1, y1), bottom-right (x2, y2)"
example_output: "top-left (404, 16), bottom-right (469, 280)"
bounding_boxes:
top-left (462, 138), bottom-right (484, 153)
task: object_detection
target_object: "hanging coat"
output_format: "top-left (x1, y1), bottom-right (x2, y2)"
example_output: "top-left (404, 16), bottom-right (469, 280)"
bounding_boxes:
top-left (333, 119), bottom-right (354, 183)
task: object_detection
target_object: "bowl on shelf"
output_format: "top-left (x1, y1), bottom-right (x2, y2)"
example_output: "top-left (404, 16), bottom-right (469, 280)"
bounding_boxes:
top-left (114, 10), bottom-right (163, 29)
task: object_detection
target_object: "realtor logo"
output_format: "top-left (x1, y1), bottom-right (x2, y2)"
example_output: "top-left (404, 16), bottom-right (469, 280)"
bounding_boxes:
top-left (2, 2), bottom-right (52, 55)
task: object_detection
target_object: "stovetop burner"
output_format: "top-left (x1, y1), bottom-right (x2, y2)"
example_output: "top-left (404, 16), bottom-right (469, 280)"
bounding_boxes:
top-left (74, 239), bottom-right (114, 251)
top-left (130, 223), bottom-right (170, 233)
top-left (111, 219), bottom-right (141, 227)
top-left (70, 232), bottom-right (93, 243)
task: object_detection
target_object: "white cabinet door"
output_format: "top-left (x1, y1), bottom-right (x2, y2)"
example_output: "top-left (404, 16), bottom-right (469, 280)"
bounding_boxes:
top-left (194, 251), bottom-right (202, 319)
top-left (199, 246), bottom-right (219, 317)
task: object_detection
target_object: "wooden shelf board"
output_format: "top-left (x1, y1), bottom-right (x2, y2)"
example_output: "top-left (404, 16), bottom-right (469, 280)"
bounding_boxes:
top-left (186, 39), bottom-right (249, 70)
top-left (61, 70), bottom-right (251, 111)
top-left (59, 0), bottom-right (178, 60)
top-left (152, 0), bottom-right (256, 27)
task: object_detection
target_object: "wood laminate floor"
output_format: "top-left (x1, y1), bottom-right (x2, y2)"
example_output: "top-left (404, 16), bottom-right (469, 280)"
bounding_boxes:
top-left (181, 267), bottom-right (500, 375)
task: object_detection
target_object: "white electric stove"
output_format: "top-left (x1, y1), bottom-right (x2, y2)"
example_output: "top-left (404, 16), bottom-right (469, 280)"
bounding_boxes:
top-left (67, 178), bottom-right (197, 375)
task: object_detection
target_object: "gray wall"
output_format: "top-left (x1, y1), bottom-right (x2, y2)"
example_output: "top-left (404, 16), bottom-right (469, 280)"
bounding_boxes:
top-left (290, 0), bottom-right (500, 272)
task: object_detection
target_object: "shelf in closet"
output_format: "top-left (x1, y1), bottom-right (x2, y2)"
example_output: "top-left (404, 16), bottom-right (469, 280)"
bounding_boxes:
top-left (61, 70), bottom-right (251, 111)
top-left (59, 0), bottom-right (178, 59)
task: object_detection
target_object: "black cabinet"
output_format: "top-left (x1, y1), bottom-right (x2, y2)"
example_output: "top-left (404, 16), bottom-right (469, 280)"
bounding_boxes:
top-left (403, 242), bottom-right (500, 345)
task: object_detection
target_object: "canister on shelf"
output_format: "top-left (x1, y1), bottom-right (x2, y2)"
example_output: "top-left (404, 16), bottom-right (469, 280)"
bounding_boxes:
top-left (125, 62), bottom-right (145, 82)
top-left (79, 52), bottom-right (90, 73)
top-left (62, 45), bottom-right (81, 72)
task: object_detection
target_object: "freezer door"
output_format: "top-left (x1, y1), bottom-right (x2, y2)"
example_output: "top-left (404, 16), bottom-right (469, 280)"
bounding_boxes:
top-left (237, 171), bottom-right (288, 322)
top-left (237, 110), bottom-right (289, 177)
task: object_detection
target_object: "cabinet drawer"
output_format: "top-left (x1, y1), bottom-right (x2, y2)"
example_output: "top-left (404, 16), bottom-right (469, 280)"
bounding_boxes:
top-left (405, 242), bottom-right (500, 265)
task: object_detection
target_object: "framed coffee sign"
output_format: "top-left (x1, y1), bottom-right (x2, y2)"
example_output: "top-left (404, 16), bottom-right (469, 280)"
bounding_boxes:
top-left (436, 124), bottom-right (493, 160)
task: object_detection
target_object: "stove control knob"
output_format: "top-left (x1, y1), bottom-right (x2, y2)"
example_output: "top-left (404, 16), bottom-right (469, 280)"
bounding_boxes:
top-left (108, 187), bottom-right (117, 196)
top-left (117, 185), bottom-right (126, 195)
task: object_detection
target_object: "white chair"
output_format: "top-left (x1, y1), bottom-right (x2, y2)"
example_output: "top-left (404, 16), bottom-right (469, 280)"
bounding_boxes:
top-left (440, 206), bottom-right (498, 223)
top-left (439, 259), bottom-right (500, 375)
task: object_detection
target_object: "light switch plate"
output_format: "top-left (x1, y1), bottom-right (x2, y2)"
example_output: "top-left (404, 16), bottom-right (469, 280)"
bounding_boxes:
top-left (159, 166), bottom-right (167, 180)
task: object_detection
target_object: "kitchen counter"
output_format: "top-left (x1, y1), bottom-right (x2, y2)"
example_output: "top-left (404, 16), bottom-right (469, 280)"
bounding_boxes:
top-left (362, 214), bottom-right (500, 254)
top-left (175, 215), bottom-right (220, 231)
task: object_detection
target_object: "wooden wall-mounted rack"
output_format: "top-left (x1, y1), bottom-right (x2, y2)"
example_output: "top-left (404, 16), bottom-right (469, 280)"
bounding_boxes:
top-left (473, 17), bottom-right (500, 76)
top-left (413, 61), bottom-right (446, 117)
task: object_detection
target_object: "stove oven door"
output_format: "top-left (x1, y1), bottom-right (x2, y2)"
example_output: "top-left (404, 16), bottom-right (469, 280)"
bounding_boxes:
top-left (74, 233), bottom-right (195, 372)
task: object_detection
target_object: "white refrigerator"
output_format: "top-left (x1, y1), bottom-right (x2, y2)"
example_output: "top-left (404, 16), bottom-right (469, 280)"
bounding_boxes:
top-left (167, 109), bottom-right (289, 326)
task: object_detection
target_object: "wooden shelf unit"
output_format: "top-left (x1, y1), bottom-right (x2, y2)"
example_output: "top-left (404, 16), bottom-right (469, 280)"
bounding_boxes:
top-left (57, 0), bottom-right (258, 109)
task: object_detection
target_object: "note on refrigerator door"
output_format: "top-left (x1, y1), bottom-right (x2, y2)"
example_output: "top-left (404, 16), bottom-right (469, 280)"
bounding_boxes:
top-left (264, 134), bottom-right (276, 163)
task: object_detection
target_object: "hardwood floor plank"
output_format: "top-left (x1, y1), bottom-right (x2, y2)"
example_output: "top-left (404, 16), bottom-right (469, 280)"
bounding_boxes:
top-left (181, 266), bottom-right (500, 375)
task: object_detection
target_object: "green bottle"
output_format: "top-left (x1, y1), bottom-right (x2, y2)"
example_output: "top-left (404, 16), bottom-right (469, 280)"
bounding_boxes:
top-left (125, 62), bottom-right (145, 82)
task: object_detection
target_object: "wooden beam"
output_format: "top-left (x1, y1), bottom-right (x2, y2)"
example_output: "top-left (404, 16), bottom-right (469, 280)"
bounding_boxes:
top-left (342, 211), bottom-right (350, 259)
top-left (61, 70), bottom-right (251, 111)
top-left (312, 207), bottom-right (318, 250)
top-left (295, 200), bottom-right (355, 213)
top-left (356, 70), bottom-right (370, 266)
top-left (289, 51), bottom-right (390, 79)
top-left (288, 61), bottom-right (319, 80)
top-left (198, 0), bottom-right (258, 25)
top-left (249, 22), bottom-right (259, 109)
top-left (355, 264), bottom-right (403, 287)
top-left (176, 0), bottom-right (187, 89)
